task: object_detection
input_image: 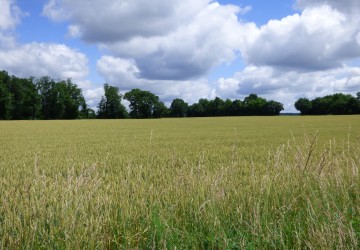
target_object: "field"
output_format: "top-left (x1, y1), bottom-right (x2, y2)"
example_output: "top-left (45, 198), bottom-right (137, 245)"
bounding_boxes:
top-left (0, 116), bottom-right (359, 249)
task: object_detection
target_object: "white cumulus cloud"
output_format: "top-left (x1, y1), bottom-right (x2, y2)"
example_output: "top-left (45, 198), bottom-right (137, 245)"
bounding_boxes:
top-left (0, 0), bottom-right (26, 31)
top-left (216, 65), bottom-right (360, 112)
top-left (96, 55), bottom-right (214, 104)
top-left (0, 43), bottom-right (88, 80)
top-left (241, 5), bottom-right (360, 71)
top-left (97, 56), bottom-right (140, 88)
top-left (214, 0), bottom-right (360, 112)
top-left (42, 0), bottom-right (211, 42)
top-left (42, 0), bottom-right (246, 80)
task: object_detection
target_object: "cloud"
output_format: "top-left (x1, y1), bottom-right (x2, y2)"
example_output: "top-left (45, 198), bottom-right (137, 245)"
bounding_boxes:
top-left (43, 0), bottom-right (246, 81)
top-left (0, 0), bottom-right (26, 31)
top-left (0, 0), bottom-right (26, 48)
top-left (118, 3), bottom-right (243, 80)
top-left (43, 0), bottom-right (211, 42)
top-left (0, 43), bottom-right (88, 80)
top-left (4, 0), bottom-right (360, 113)
top-left (0, 0), bottom-right (89, 82)
top-left (296, 0), bottom-right (360, 14)
top-left (241, 5), bottom-right (360, 71)
top-left (42, 0), bottom-right (70, 22)
top-left (109, 2), bottom-right (245, 81)
top-left (0, 0), bottom-right (102, 110)
top-left (66, 25), bottom-right (82, 38)
top-left (216, 65), bottom-right (360, 112)
top-left (96, 55), bottom-right (214, 104)
top-left (83, 87), bottom-right (104, 108)
top-left (97, 56), bottom-right (140, 88)
top-left (215, 0), bottom-right (360, 112)
top-left (91, 0), bottom-right (360, 111)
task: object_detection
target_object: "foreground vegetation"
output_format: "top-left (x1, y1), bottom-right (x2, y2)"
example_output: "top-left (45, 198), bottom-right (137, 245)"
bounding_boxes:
top-left (0, 116), bottom-right (359, 248)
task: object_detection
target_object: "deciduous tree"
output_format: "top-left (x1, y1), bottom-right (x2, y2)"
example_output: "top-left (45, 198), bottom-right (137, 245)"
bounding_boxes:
top-left (97, 84), bottom-right (128, 119)
top-left (170, 98), bottom-right (188, 117)
top-left (124, 88), bottom-right (166, 118)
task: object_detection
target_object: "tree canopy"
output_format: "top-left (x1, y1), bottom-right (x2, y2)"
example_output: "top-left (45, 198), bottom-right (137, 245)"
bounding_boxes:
top-left (37, 77), bottom-right (87, 119)
top-left (170, 98), bottom-right (188, 117)
top-left (97, 84), bottom-right (128, 119)
top-left (188, 94), bottom-right (284, 117)
top-left (124, 88), bottom-right (167, 118)
top-left (295, 93), bottom-right (360, 115)
top-left (0, 69), bottom-right (287, 120)
top-left (0, 70), bottom-right (88, 120)
top-left (11, 69), bottom-right (360, 120)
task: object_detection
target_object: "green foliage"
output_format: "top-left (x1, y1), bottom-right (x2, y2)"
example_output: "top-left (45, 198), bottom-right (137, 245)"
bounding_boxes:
top-left (124, 88), bottom-right (167, 118)
top-left (295, 98), bottom-right (312, 115)
top-left (188, 94), bottom-right (284, 117)
top-left (170, 98), bottom-right (188, 117)
top-left (295, 93), bottom-right (360, 115)
top-left (153, 100), bottom-right (169, 118)
top-left (37, 77), bottom-right (86, 119)
top-left (97, 84), bottom-right (128, 119)
top-left (0, 71), bottom-right (41, 120)
top-left (0, 70), bottom-right (89, 120)
top-left (8, 77), bottom-right (38, 119)
top-left (0, 71), bottom-right (13, 120)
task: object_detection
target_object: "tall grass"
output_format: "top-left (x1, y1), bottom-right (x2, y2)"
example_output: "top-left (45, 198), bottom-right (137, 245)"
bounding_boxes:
top-left (0, 117), bottom-right (359, 248)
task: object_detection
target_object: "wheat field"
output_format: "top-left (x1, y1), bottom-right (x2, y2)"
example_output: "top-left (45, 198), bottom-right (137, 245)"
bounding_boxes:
top-left (0, 116), bottom-right (359, 249)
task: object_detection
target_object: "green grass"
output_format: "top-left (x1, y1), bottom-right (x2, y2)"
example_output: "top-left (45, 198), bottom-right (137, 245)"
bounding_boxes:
top-left (0, 116), bottom-right (359, 249)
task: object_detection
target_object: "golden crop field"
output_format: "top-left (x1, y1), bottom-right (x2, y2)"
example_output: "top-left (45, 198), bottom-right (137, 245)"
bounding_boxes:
top-left (1, 116), bottom-right (359, 249)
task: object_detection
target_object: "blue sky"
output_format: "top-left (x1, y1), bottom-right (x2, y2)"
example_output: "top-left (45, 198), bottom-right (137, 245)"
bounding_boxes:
top-left (1, 0), bottom-right (360, 112)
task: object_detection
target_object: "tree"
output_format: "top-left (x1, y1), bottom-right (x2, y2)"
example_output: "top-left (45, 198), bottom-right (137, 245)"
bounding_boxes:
top-left (37, 77), bottom-right (87, 119)
top-left (9, 77), bottom-right (41, 120)
top-left (264, 100), bottom-right (284, 115)
top-left (124, 88), bottom-right (165, 118)
top-left (187, 103), bottom-right (201, 117)
top-left (208, 97), bottom-right (225, 116)
top-left (295, 98), bottom-right (312, 115)
top-left (295, 93), bottom-right (360, 115)
top-left (37, 76), bottom-right (57, 119)
top-left (187, 99), bottom-right (209, 117)
top-left (198, 98), bottom-right (210, 116)
top-left (223, 99), bottom-right (233, 116)
top-left (58, 79), bottom-right (86, 119)
top-left (170, 98), bottom-right (188, 117)
top-left (243, 94), bottom-right (267, 115)
top-left (153, 101), bottom-right (169, 118)
top-left (0, 71), bottom-right (41, 120)
top-left (329, 93), bottom-right (353, 114)
top-left (311, 97), bottom-right (330, 115)
top-left (97, 84), bottom-right (128, 119)
top-left (230, 100), bottom-right (244, 116)
top-left (187, 95), bottom-right (283, 117)
top-left (0, 71), bottom-right (13, 120)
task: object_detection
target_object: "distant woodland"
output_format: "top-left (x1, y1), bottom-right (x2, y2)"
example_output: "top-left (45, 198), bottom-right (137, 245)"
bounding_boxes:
top-left (1, 70), bottom-right (359, 120)
top-left (295, 93), bottom-right (360, 115)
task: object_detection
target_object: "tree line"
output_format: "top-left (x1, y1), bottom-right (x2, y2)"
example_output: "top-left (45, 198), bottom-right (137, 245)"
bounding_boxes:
top-left (2, 70), bottom-right (359, 119)
top-left (0, 70), bottom-right (89, 120)
top-left (295, 93), bottom-right (360, 115)
top-left (186, 94), bottom-right (284, 117)
top-left (0, 70), bottom-right (285, 120)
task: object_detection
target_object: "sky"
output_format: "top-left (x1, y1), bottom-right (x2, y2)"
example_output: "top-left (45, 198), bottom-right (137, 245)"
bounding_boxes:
top-left (1, 0), bottom-right (360, 112)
